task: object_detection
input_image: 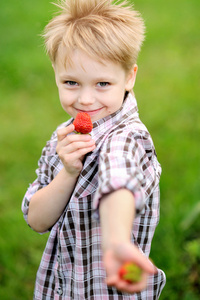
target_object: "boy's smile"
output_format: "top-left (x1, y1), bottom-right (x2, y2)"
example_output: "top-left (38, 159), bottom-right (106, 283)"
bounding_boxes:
top-left (54, 49), bottom-right (137, 122)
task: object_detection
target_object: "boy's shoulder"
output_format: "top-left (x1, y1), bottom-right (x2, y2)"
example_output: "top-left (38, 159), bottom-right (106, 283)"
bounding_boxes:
top-left (105, 94), bottom-right (152, 143)
top-left (106, 114), bottom-right (152, 145)
top-left (99, 114), bottom-right (156, 162)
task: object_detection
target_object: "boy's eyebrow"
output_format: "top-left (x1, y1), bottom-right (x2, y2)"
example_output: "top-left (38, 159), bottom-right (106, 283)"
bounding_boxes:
top-left (94, 77), bottom-right (115, 82)
top-left (59, 74), bottom-right (78, 80)
top-left (59, 73), bottom-right (116, 82)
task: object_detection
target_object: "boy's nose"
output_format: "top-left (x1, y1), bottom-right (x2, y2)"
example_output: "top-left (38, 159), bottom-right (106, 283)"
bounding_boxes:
top-left (78, 88), bottom-right (95, 106)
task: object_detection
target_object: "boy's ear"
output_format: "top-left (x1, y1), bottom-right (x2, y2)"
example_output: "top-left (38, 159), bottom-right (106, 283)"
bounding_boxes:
top-left (125, 64), bottom-right (138, 91)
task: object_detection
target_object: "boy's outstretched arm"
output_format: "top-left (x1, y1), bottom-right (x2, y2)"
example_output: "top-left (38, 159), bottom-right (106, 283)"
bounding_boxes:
top-left (99, 189), bottom-right (157, 294)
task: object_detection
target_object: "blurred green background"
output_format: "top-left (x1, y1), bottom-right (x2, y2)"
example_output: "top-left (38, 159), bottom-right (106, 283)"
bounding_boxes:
top-left (0, 0), bottom-right (199, 299)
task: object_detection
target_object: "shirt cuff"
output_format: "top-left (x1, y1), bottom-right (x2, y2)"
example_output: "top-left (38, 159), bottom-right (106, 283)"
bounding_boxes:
top-left (92, 172), bottom-right (146, 221)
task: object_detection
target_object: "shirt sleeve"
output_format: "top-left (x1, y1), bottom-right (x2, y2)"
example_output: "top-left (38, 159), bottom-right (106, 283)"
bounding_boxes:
top-left (21, 129), bottom-right (61, 229)
top-left (93, 130), bottom-right (160, 219)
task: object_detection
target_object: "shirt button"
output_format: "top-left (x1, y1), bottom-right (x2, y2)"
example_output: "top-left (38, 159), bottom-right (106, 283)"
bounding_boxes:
top-left (57, 287), bottom-right (63, 295)
top-left (57, 254), bottom-right (61, 263)
top-left (137, 173), bottom-right (143, 181)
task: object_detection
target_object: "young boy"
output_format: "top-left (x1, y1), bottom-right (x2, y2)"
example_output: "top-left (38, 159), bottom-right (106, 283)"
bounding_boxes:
top-left (22, 0), bottom-right (166, 299)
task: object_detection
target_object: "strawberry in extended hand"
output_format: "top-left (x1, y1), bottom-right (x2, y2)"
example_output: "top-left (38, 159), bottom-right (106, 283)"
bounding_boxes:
top-left (119, 262), bottom-right (142, 283)
top-left (73, 112), bottom-right (93, 134)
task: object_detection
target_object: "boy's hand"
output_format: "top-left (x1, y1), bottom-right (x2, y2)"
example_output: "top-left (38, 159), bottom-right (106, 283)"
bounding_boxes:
top-left (103, 242), bottom-right (157, 294)
top-left (56, 124), bottom-right (96, 177)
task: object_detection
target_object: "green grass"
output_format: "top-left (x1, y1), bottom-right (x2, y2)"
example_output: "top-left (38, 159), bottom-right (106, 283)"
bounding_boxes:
top-left (0, 0), bottom-right (200, 299)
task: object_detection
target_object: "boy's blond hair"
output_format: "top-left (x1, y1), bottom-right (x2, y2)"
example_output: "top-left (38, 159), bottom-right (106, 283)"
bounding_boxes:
top-left (44, 0), bottom-right (145, 72)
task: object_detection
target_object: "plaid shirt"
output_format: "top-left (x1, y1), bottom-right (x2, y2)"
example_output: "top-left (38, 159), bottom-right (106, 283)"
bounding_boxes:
top-left (22, 94), bottom-right (166, 299)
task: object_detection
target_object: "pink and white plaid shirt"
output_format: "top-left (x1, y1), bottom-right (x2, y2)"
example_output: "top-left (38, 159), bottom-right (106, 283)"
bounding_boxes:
top-left (22, 94), bottom-right (166, 299)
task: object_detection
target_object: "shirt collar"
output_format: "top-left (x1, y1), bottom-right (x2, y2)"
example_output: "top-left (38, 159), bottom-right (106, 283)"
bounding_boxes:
top-left (91, 93), bottom-right (138, 140)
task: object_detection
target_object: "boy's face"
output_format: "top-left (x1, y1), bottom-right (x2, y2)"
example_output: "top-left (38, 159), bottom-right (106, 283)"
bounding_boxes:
top-left (54, 49), bottom-right (137, 122)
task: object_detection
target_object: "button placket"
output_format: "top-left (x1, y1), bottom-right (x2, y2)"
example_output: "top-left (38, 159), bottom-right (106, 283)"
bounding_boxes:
top-left (55, 222), bottom-right (64, 297)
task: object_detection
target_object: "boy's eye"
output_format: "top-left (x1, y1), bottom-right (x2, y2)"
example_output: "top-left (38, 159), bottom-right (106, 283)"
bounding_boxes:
top-left (64, 81), bottom-right (78, 86)
top-left (97, 82), bottom-right (109, 87)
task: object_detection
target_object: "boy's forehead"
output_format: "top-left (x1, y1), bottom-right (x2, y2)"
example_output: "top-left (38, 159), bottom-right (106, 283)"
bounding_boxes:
top-left (55, 46), bottom-right (115, 72)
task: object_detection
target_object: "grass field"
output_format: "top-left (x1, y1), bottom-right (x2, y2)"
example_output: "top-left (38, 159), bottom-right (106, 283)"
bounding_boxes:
top-left (0, 0), bottom-right (200, 299)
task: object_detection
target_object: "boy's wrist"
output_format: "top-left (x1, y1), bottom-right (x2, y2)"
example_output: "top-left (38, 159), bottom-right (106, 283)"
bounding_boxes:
top-left (102, 237), bottom-right (131, 254)
top-left (62, 166), bottom-right (80, 180)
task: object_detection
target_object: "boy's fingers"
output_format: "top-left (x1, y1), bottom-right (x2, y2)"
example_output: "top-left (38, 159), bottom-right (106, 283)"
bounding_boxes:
top-left (67, 140), bottom-right (96, 153)
top-left (116, 244), bottom-right (157, 275)
top-left (117, 273), bottom-right (148, 294)
top-left (63, 143), bottom-right (96, 162)
top-left (136, 256), bottom-right (157, 275)
top-left (106, 267), bottom-right (148, 294)
top-left (57, 125), bottom-right (93, 144)
top-left (57, 124), bottom-right (75, 141)
top-left (74, 144), bottom-right (96, 157)
top-left (105, 275), bottom-right (118, 286)
top-left (129, 256), bottom-right (157, 275)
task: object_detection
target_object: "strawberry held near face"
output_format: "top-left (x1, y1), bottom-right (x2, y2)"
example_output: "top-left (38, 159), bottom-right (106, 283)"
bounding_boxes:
top-left (73, 112), bottom-right (93, 134)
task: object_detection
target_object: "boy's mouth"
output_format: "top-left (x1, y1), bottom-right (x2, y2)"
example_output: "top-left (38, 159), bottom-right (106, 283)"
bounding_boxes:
top-left (76, 107), bottom-right (104, 117)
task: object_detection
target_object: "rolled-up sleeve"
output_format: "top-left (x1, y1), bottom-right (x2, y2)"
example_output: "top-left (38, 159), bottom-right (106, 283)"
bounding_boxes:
top-left (93, 130), bottom-right (159, 219)
top-left (21, 130), bottom-right (60, 226)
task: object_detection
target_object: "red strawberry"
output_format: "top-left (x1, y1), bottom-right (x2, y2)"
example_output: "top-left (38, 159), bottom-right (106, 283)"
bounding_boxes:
top-left (119, 262), bottom-right (142, 283)
top-left (73, 112), bottom-right (93, 134)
